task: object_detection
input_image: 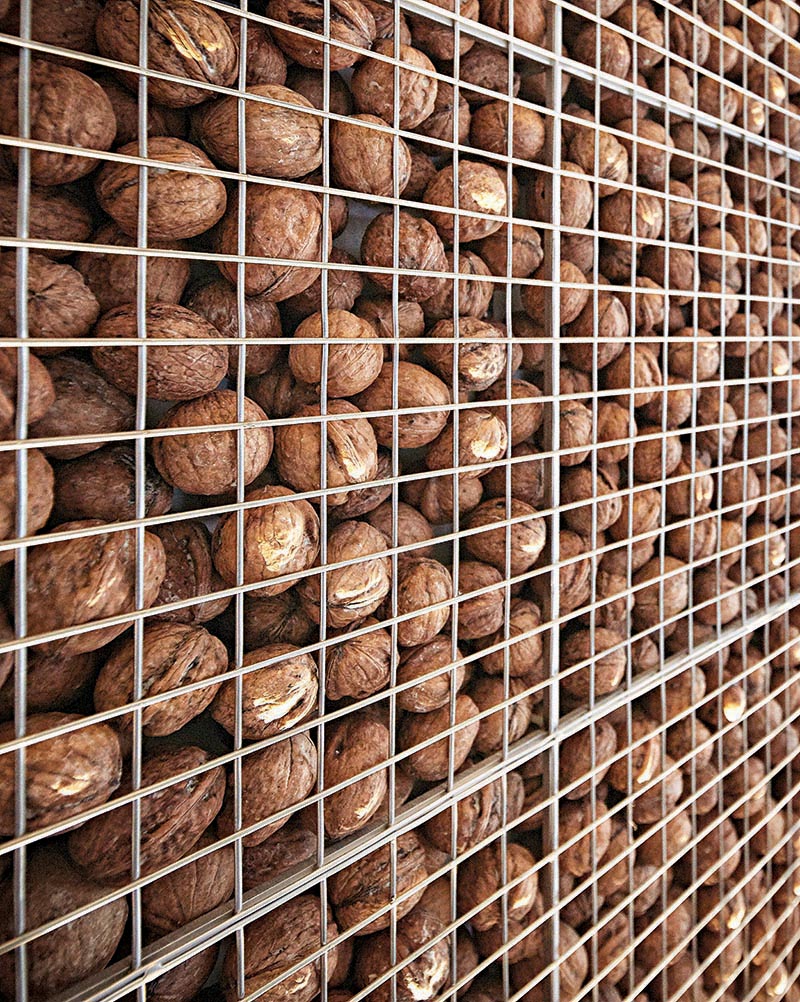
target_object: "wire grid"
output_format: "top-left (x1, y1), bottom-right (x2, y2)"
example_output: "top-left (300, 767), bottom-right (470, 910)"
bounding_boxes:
top-left (2, 0), bottom-right (800, 1001)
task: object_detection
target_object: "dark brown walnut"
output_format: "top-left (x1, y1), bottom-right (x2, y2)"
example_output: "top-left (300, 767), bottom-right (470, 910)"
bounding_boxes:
top-left (153, 519), bottom-right (230, 624)
top-left (297, 520), bottom-right (391, 629)
top-left (216, 732), bottom-right (317, 847)
top-left (0, 712), bottom-right (121, 835)
top-left (477, 598), bottom-right (543, 679)
top-left (75, 222), bottom-right (190, 314)
top-left (142, 834), bottom-right (234, 934)
top-left (323, 710), bottom-right (389, 839)
top-left (329, 831), bottom-right (428, 934)
top-left (331, 113), bottom-right (411, 196)
top-left (95, 137), bottom-right (226, 241)
top-left (560, 721), bottom-right (618, 799)
top-left (282, 248), bottom-right (364, 326)
top-left (0, 448), bottom-right (52, 563)
top-left (0, 251), bottom-right (99, 351)
top-left (361, 210), bottom-right (447, 303)
top-left (570, 21), bottom-right (631, 84)
top-left (96, 0), bottom-right (238, 107)
top-left (0, 848), bottom-right (128, 1002)
top-left (521, 261), bottom-right (590, 326)
top-left (399, 694), bottom-right (479, 780)
top-left (197, 84), bottom-right (322, 178)
top-left (352, 41), bottom-right (437, 129)
top-left (561, 466), bottom-right (622, 535)
top-left (354, 906), bottom-right (449, 1002)
top-left (148, 944), bottom-right (218, 1002)
top-left (0, 55), bottom-right (116, 185)
top-left (97, 73), bottom-right (188, 147)
top-left (458, 842), bottom-right (537, 931)
top-left (507, 923), bottom-right (588, 998)
top-left (217, 183), bottom-right (325, 299)
top-left (465, 498), bottom-right (546, 576)
top-left (286, 65), bottom-right (354, 115)
top-left (26, 521), bottom-right (166, 656)
top-left (476, 223), bottom-right (543, 279)
top-left (68, 745), bottom-right (224, 884)
top-left (218, 12), bottom-right (284, 87)
top-left (422, 250), bottom-right (493, 322)
top-left (470, 100), bottom-right (545, 163)
top-left (244, 591), bottom-right (314, 650)
top-left (242, 819), bottom-right (316, 890)
top-left (327, 619), bottom-right (393, 701)
top-left (223, 894), bottom-right (339, 1002)
top-left (0, 348), bottom-right (54, 439)
top-left (424, 161), bottom-right (507, 243)
top-left (247, 357), bottom-right (320, 418)
top-left (458, 42), bottom-right (520, 107)
top-left (274, 401), bottom-right (378, 505)
top-left (213, 485), bottom-right (320, 599)
top-left (560, 627), bottom-right (627, 700)
top-left (422, 317), bottom-right (506, 393)
top-left (403, 473), bottom-right (484, 526)
top-left (95, 621), bottom-right (227, 736)
top-left (414, 81), bottom-right (470, 153)
top-left (425, 409), bottom-right (507, 479)
top-left (184, 277), bottom-right (283, 378)
top-left (395, 556), bottom-right (453, 647)
top-left (397, 635), bottom-right (464, 713)
top-left (640, 246), bottom-right (698, 306)
top-left (355, 361), bottom-right (450, 450)
top-left (212, 642), bottom-right (317, 740)
top-left (289, 309), bottom-right (382, 397)
top-left (51, 444), bottom-right (171, 525)
top-left (0, 647), bottom-right (96, 720)
top-left (268, 0), bottom-right (375, 69)
top-left (457, 561), bottom-right (505, 641)
top-left (470, 676), bottom-right (532, 755)
top-left (0, 181), bottom-right (92, 259)
top-left (153, 390), bottom-right (273, 496)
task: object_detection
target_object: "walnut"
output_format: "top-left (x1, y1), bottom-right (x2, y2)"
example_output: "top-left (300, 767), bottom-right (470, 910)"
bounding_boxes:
top-left (325, 619), bottom-right (392, 702)
top-left (96, 72), bottom-right (188, 147)
top-left (422, 250), bottom-right (493, 322)
top-left (0, 349), bottom-right (52, 442)
top-left (323, 710), bottom-right (390, 839)
top-left (560, 627), bottom-right (626, 699)
top-left (640, 245), bottom-right (698, 306)
top-left (571, 22), bottom-right (631, 89)
top-left (152, 519), bottom-right (229, 624)
top-left (153, 390), bottom-right (273, 496)
top-left (361, 210), bottom-right (447, 302)
top-left (531, 161), bottom-right (592, 230)
top-left (403, 472), bottom-right (483, 525)
top-left (422, 317), bottom-right (506, 392)
top-left (521, 260), bottom-right (590, 326)
top-left (219, 11), bottom-right (287, 86)
top-left (631, 425), bottom-right (683, 482)
top-left (75, 221), bottom-right (190, 314)
top-left (561, 466), bottom-right (622, 535)
top-left (404, 146), bottom-right (439, 200)
top-left (216, 732), bottom-right (317, 846)
top-left (480, 0), bottom-right (546, 43)
top-left (456, 561), bottom-right (505, 640)
top-left (275, 401), bottom-right (378, 504)
top-left (213, 485), bottom-right (320, 599)
top-left (482, 443), bottom-right (546, 508)
top-left (289, 309), bottom-right (382, 397)
top-left (458, 43), bottom-right (520, 106)
top-left (478, 378), bottom-right (544, 448)
top-left (470, 100), bottom-right (545, 163)
top-left (399, 693), bottom-right (480, 780)
top-left (331, 113), bottom-right (411, 196)
top-left (242, 819), bottom-right (316, 890)
top-left (0, 849), bottom-right (128, 1002)
top-left (394, 556), bottom-right (453, 647)
top-left (0, 646), bottom-right (96, 720)
top-left (222, 895), bottom-right (339, 1002)
top-left (395, 634), bottom-right (463, 713)
top-left (560, 721), bottom-right (618, 799)
top-left (509, 922), bottom-right (588, 1002)
top-left (425, 409), bottom-right (507, 478)
top-left (414, 81), bottom-right (471, 152)
top-left (457, 842), bottom-right (536, 932)
top-left (198, 84), bottom-right (322, 178)
top-left (360, 0), bottom-right (411, 43)
top-left (477, 598), bottom-right (543, 679)
top-left (0, 181), bottom-right (92, 259)
top-left (557, 400), bottom-right (593, 467)
top-left (353, 907), bottom-right (450, 1002)
top-left (596, 400), bottom-right (635, 463)
top-left (632, 556), bottom-right (689, 633)
top-left (563, 291), bottom-right (628, 371)
top-left (599, 189), bottom-right (664, 246)
top-left (695, 170), bottom-right (734, 228)
top-left (148, 945), bottom-right (218, 1001)
top-left (0, 251), bottom-right (99, 351)
top-left (465, 498), bottom-right (546, 576)
top-left (328, 448), bottom-right (393, 520)
top-left (96, 0), bottom-right (237, 105)
top-left (0, 55), bottom-right (116, 184)
top-left (217, 183), bottom-right (326, 299)
top-left (355, 296), bottom-right (425, 356)
top-left (476, 223), bottom-right (543, 279)
top-left (68, 744), bottom-right (224, 884)
top-left (367, 500), bottom-right (434, 555)
top-left (25, 521), bottom-right (165, 656)
top-left (95, 137), bottom-right (227, 240)
top-left (424, 161), bottom-right (507, 243)
top-left (352, 41), bottom-right (437, 128)
top-left (268, 0), bottom-right (375, 69)
top-left (612, 3), bottom-right (665, 68)
top-left (0, 446), bottom-right (50, 562)
top-left (567, 127), bottom-right (629, 197)
top-left (470, 676), bottom-right (533, 755)
top-left (602, 345), bottom-right (663, 410)
top-left (355, 361), bottom-right (450, 449)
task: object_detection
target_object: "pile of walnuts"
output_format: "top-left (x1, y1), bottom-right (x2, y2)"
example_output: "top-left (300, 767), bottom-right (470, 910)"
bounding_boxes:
top-left (0, 0), bottom-right (800, 1000)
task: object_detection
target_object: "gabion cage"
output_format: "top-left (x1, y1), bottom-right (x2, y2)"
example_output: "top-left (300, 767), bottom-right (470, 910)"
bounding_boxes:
top-left (1, 0), bottom-right (800, 1000)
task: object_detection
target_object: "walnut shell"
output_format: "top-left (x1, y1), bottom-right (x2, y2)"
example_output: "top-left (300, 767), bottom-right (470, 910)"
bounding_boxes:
top-left (289, 309), bottom-right (383, 397)
top-left (213, 485), bottom-right (320, 598)
top-left (520, 261), bottom-right (589, 327)
top-left (457, 561), bottom-right (504, 640)
top-left (182, 278), bottom-right (284, 378)
top-left (354, 361), bottom-right (450, 449)
top-left (403, 473), bottom-right (484, 526)
top-left (476, 223), bottom-right (543, 279)
top-left (464, 498), bottom-right (546, 576)
top-left (274, 401), bottom-right (378, 505)
top-left (329, 831), bottom-right (428, 934)
top-left (268, 0), bottom-right (375, 69)
top-left (153, 390), bottom-right (273, 496)
top-left (351, 41), bottom-right (437, 129)
top-left (567, 126), bottom-right (629, 197)
top-left (282, 248), bottom-right (364, 327)
top-left (470, 675), bottom-right (532, 755)
top-left (285, 65), bottom-right (354, 114)
top-left (25, 520), bottom-right (166, 656)
top-left (396, 557), bottom-right (453, 647)
top-left (0, 848), bottom-right (128, 1002)
top-left (153, 519), bottom-right (231, 624)
top-left (94, 621), bottom-right (227, 736)
top-left (396, 634), bottom-right (464, 713)
top-left (68, 745), bottom-right (225, 884)
top-left (0, 181), bottom-right (92, 259)
top-left (458, 842), bottom-right (537, 931)
top-left (296, 520), bottom-right (391, 628)
top-left (222, 895), bottom-right (339, 1002)
top-left (96, 72), bottom-right (188, 147)
top-left (331, 113), bottom-right (411, 196)
top-left (326, 619), bottom-right (393, 701)
top-left (413, 80), bottom-right (470, 153)
top-left (0, 251), bottom-right (99, 352)
top-left (242, 819), bottom-right (317, 890)
top-left (470, 100), bottom-right (545, 163)
top-left (422, 250), bottom-right (494, 322)
top-left (0, 349), bottom-right (54, 439)
top-left (217, 183), bottom-right (325, 299)
top-left (212, 642), bottom-right (317, 740)
top-left (632, 556), bottom-right (689, 632)
top-left (424, 161), bottom-right (507, 243)
top-left (324, 710), bottom-right (389, 838)
top-left (476, 597), bottom-right (543, 679)
top-left (95, 137), bottom-right (226, 240)
top-left (425, 408), bottom-right (507, 478)
top-left (0, 447), bottom-right (52, 563)
top-left (422, 317), bottom-right (506, 393)
top-left (142, 835), bottom-right (234, 934)
top-left (96, 0), bottom-right (238, 107)
top-left (361, 210), bottom-right (447, 302)
top-left (423, 778), bottom-right (497, 853)
top-left (75, 222), bottom-right (190, 314)
top-left (0, 712), bottom-right (121, 835)
top-left (328, 448), bottom-right (393, 520)
top-left (0, 55), bottom-right (116, 185)
top-left (0, 647), bottom-right (96, 720)
top-left (198, 84), bottom-right (322, 178)
top-left (217, 732), bottom-right (317, 847)
top-left (458, 42), bottom-right (519, 106)
top-left (399, 693), bottom-right (479, 780)
top-left (243, 590), bottom-right (315, 650)
top-left (560, 720), bottom-right (618, 799)
top-left (561, 466), bottom-right (622, 534)
top-left (560, 627), bottom-right (627, 699)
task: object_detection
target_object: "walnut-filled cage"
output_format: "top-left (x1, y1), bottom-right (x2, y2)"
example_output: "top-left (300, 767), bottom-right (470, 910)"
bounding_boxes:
top-left (1, 0), bottom-right (800, 1000)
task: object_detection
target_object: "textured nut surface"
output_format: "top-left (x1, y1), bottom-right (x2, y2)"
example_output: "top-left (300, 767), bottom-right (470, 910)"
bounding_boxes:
top-left (397, 635), bottom-right (465, 713)
top-left (361, 210), bottom-right (448, 302)
top-left (52, 445), bottom-right (170, 523)
top-left (422, 317), bottom-right (507, 393)
top-left (352, 41), bottom-right (437, 128)
top-left (0, 181), bottom-right (93, 259)
top-left (465, 498), bottom-right (547, 576)
top-left (425, 161), bottom-right (507, 243)
top-left (332, 113), bottom-right (412, 196)
top-left (398, 693), bottom-right (480, 780)
top-left (326, 620), bottom-right (393, 701)
top-left (289, 310), bottom-right (383, 397)
top-left (324, 710), bottom-right (390, 838)
top-left (268, 0), bottom-right (376, 69)
top-left (355, 361), bottom-right (451, 449)
top-left (396, 557), bottom-right (453, 647)
top-left (354, 906), bottom-right (450, 1002)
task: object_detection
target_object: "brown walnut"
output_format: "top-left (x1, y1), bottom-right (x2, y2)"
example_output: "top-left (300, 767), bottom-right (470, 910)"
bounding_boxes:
top-left (331, 113), bottom-right (412, 196)
top-left (424, 161), bottom-right (507, 243)
top-left (324, 710), bottom-right (390, 839)
top-left (267, 0), bottom-right (376, 69)
top-left (398, 694), bottom-right (480, 780)
top-left (289, 309), bottom-right (383, 397)
top-left (361, 210), bottom-right (448, 303)
top-left (351, 41), bottom-right (437, 129)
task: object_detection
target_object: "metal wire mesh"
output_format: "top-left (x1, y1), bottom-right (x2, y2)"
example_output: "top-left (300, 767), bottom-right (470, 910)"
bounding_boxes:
top-left (2, 0), bottom-right (800, 1000)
